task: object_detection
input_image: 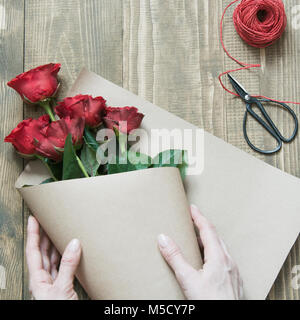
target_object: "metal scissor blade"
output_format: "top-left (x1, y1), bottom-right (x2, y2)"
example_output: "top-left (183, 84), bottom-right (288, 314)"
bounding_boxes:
top-left (227, 74), bottom-right (250, 100)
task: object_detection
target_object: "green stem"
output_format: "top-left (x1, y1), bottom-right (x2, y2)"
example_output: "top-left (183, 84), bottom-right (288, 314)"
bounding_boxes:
top-left (36, 155), bottom-right (58, 181)
top-left (118, 132), bottom-right (127, 155)
top-left (39, 100), bottom-right (56, 121)
top-left (76, 156), bottom-right (89, 178)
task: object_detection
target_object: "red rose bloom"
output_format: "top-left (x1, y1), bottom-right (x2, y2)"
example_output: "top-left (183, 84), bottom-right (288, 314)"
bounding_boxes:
top-left (35, 117), bottom-right (85, 162)
top-left (103, 107), bottom-right (144, 134)
top-left (35, 117), bottom-right (84, 161)
top-left (55, 94), bottom-right (106, 128)
top-left (7, 63), bottom-right (61, 103)
top-left (4, 115), bottom-right (50, 156)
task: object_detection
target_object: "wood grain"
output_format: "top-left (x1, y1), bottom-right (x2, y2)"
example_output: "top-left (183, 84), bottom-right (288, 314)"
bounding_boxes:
top-left (0, 0), bottom-right (24, 300)
top-left (124, 0), bottom-right (203, 126)
top-left (0, 0), bottom-right (299, 299)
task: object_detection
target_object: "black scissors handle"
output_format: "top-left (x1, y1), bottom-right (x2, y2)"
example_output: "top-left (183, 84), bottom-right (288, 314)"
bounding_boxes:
top-left (243, 98), bottom-right (299, 155)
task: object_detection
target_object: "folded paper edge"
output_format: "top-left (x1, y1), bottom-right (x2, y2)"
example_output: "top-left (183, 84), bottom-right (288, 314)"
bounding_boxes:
top-left (15, 159), bottom-right (183, 191)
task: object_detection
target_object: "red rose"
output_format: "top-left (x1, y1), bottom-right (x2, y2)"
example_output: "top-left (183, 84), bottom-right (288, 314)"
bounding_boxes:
top-left (7, 63), bottom-right (61, 103)
top-left (35, 117), bottom-right (85, 161)
top-left (103, 107), bottom-right (144, 134)
top-left (55, 94), bottom-right (106, 128)
top-left (4, 115), bottom-right (50, 156)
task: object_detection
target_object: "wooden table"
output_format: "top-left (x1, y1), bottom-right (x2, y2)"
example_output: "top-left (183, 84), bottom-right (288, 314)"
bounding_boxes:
top-left (0, 0), bottom-right (299, 300)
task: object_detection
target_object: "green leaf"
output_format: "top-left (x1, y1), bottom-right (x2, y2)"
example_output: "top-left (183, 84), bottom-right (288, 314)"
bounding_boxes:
top-left (114, 127), bottom-right (127, 154)
top-left (127, 151), bottom-right (152, 170)
top-left (107, 151), bottom-right (152, 174)
top-left (40, 178), bottom-right (55, 184)
top-left (62, 134), bottom-right (85, 180)
top-left (84, 128), bottom-right (99, 152)
top-left (152, 149), bottom-right (188, 180)
top-left (43, 158), bottom-right (63, 180)
top-left (80, 143), bottom-right (100, 177)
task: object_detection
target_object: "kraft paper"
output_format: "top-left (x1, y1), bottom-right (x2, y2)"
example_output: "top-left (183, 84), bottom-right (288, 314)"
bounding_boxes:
top-left (17, 163), bottom-right (201, 300)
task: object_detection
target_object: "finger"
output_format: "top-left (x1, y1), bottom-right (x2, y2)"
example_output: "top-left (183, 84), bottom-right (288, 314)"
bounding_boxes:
top-left (238, 274), bottom-right (244, 299)
top-left (50, 246), bottom-right (60, 280)
top-left (40, 230), bottom-right (51, 273)
top-left (190, 204), bottom-right (225, 264)
top-left (158, 234), bottom-right (196, 286)
top-left (55, 239), bottom-right (81, 288)
top-left (26, 216), bottom-right (43, 276)
top-left (219, 238), bottom-right (243, 298)
top-left (196, 235), bottom-right (204, 261)
top-left (196, 235), bottom-right (204, 251)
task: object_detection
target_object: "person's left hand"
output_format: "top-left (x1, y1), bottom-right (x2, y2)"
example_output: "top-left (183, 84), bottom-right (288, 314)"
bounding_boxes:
top-left (26, 216), bottom-right (82, 300)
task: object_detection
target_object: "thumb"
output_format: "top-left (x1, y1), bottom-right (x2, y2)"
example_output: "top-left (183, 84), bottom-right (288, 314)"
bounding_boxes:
top-left (158, 234), bottom-right (195, 286)
top-left (55, 239), bottom-right (81, 288)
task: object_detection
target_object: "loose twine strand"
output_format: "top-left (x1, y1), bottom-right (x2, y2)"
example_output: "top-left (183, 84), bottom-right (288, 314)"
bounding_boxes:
top-left (219, 0), bottom-right (300, 105)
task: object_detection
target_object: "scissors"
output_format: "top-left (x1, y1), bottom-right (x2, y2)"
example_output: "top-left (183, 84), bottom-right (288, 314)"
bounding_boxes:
top-left (228, 74), bottom-right (298, 154)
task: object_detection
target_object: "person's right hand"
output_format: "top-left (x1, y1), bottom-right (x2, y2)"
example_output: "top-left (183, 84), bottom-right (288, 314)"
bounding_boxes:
top-left (158, 204), bottom-right (243, 300)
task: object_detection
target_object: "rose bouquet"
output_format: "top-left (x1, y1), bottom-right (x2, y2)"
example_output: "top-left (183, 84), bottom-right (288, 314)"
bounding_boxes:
top-left (6, 64), bottom-right (200, 300)
top-left (5, 63), bottom-right (188, 184)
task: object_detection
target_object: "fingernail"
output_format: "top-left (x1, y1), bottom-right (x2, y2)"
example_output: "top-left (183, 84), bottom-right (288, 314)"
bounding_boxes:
top-left (27, 216), bottom-right (36, 231)
top-left (190, 204), bottom-right (198, 215)
top-left (28, 215), bottom-right (34, 224)
top-left (68, 239), bottom-right (80, 252)
top-left (158, 234), bottom-right (169, 248)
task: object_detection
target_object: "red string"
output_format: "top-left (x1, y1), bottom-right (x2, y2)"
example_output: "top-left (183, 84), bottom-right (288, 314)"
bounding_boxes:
top-left (219, 0), bottom-right (300, 105)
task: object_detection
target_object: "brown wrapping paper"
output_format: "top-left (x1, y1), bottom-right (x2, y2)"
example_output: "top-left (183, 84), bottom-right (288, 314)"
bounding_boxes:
top-left (17, 162), bottom-right (201, 300)
top-left (16, 68), bottom-right (300, 300)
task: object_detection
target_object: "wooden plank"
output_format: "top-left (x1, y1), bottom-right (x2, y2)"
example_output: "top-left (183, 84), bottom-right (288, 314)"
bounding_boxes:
top-left (123, 0), bottom-right (203, 126)
top-left (0, 0), bottom-right (24, 300)
top-left (196, 0), bottom-right (227, 139)
top-left (23, 0), bottom-right (123, 299)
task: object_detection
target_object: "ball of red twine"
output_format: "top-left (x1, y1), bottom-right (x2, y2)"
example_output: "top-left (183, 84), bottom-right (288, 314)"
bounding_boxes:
top-left (233, 0), bottom-right (287, 48)
top-left (219, 0), bottom-right (300, 105)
